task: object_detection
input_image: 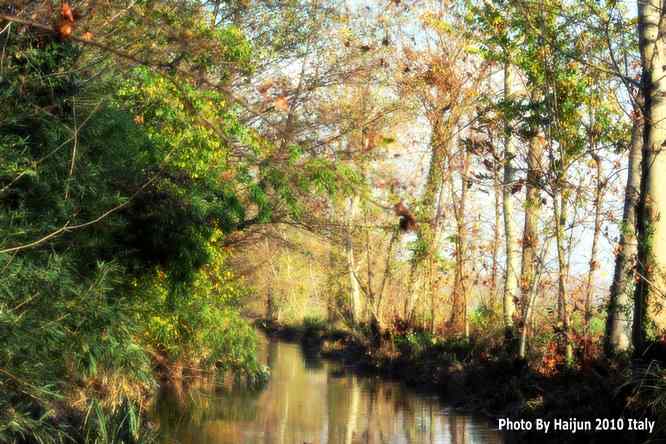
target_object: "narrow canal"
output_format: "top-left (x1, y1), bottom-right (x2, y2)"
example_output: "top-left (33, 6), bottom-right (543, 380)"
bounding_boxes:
top-left (154, 335), bottom-right (504, 444)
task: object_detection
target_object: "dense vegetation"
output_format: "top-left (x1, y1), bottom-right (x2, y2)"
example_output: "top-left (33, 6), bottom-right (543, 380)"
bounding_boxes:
top-left (3, 0), bottom-right (666, 442)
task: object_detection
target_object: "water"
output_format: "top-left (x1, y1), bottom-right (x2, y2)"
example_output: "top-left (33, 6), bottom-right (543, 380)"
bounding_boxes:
top-left (154, 335), bottom-right (504, 444)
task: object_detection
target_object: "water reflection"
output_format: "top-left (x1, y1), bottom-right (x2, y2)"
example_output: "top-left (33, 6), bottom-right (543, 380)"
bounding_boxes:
top-left (154, 337), bottom-right (504, 444)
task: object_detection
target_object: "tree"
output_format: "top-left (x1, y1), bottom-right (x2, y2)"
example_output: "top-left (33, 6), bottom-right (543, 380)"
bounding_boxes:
top-left (502, 62), bottom-right (520, 336)
top-left (633, 0), bottom-right (666, 351)
top-left (606, 100), bottom-right (642, 355)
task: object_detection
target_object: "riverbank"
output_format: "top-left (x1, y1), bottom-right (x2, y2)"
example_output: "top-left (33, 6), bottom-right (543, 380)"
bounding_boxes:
top-left (256, 319), bottom-right (659, 443)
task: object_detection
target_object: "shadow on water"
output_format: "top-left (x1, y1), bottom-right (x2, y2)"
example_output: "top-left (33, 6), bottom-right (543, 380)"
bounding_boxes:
top-left (153, 334), bottom-right (505, 444)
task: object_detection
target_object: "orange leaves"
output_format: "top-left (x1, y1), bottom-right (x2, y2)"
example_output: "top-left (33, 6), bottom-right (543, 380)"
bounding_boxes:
top-left (220, 170), bottom-right (235, 182)
top-left (61, 2), bottom-right (75, 22)
top-left (58, 21), bottom-right (74, 39)
top-left (256, 78), bottom-right (291, 113)
top-left (364, 130), bottom-right (381, 151)
top-left (274, 96), bottom-right (289, 112)
top-left (58, 2), bottom-right (76, 40)
top-left (538, 341), bottom-right (563, 377)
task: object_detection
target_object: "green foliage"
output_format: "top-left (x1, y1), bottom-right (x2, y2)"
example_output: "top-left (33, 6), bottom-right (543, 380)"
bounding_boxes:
top-left (471, 0), bottom-right (630, 158)
top-left (302, 316), bottom-right (328, 335)
top-left (469, 303), bottom-right (502, 333)
top-left (138, 242), bottom-right (266, 379)
top-left (0, 0), bottom-right (352, 437)
top-left (0, 16), bottom-right (277, 441)
top-left (82, 399), bottom-right (156, 444)
top-left (395, 330), bottom-right (439, 358)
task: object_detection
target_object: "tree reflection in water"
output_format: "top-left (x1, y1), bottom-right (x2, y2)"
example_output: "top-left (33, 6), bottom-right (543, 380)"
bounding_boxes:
top-left (154, 336), bottom-right (504, 444)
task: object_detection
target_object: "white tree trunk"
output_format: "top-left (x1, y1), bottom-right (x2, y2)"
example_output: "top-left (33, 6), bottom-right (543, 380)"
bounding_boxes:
top-left (634, 0), bottom-right (666, 348)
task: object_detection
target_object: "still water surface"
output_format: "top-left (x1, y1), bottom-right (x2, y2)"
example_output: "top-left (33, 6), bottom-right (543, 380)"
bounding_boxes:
top-left (154, 335), bottom-right (504, 444)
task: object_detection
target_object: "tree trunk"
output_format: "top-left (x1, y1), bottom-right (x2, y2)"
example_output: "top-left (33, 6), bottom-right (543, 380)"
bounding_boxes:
top-left (491, 160), bottom-right (500, 305)
top-left (449, 146), bottom-right (470, 334)
top-left (346, 196), bottom-right (362, 325)
top-left (605, 105), bottom-right (642, 355)
top-left (553, 187), bottom-right (573, 363)
top-left (518, 133), bottom-right (543, 358)
top-left (634, 0), bottom-right (666, 351)
top-left (584, 154), bottom-right (603, 358)
top-left (518, 241), bottom-right (549, 359)
top-left (503, 63), bottom-right (519, 333)
top-left (266, 287), bottom-right (276, 321)
top-left (406, 117), bottom-right (449, 327)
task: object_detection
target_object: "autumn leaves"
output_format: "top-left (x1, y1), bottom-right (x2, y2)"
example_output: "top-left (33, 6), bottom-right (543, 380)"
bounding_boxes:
top-left (57, 2), bottom-right (74, 39)
top-left (56, 2), bottom-right (92, 41)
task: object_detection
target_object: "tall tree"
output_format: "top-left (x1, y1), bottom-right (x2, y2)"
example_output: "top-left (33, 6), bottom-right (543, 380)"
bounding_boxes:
top-left (606, 102), bottom-right (642, 355)
top-left (518, 130), bottom-right (544, 358)
top-left (502, 62), bottom-right (520, 335)
top-left (633, 0), bottom-right (666, 351)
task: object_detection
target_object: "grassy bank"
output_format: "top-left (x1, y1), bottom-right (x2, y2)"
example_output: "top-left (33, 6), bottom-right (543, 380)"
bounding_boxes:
top-left (256, 318), bottom-right (661, 443)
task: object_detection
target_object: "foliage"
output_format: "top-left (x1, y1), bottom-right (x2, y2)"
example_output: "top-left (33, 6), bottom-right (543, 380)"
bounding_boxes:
top-left (138, 240), bottom-right (266, 379)
top-left (0, 3), bottom-right (327, 439)
top-left (3, 0), bottom-right (666, 440)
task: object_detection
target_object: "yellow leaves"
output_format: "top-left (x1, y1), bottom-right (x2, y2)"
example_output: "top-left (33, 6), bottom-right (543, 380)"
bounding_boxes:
top-left (133, 115), bottom-right (144, 125)
top-left (421, 11), bottom-right (454, 34)
top-left (338, 27), bottom-right (354, 42)
top-left (536, 46), bottom-right (551, 60)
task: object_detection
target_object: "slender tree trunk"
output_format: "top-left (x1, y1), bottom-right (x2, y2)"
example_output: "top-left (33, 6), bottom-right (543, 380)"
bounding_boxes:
top-left (266, 239), bottom-right (281, 322)
top-left (346, 196), bottom-right (362, 325)
top-left (266, 287), bottom-right (276, 321)
top-left (634, 0), bottom-right (666, 351)
top-left (449, 146), bottom-right (470, 334)
top-left (519, 241), bottom-right (550, 359)
top-left (328, 203), bottom-right (337, 323)
top-left (518, 133), bottom-right (543, 358)
top-left (605, 105), bottom-right (642, 355)
top-left (404, 265), bottom-right (418, 322)
top-left (553, 187), bottom-right (573, 363)
top-left (491, 165), bottom-right (501, 305)
top-left (503, 63), bottom-right (519, 333)
top-left (583, 154), bottom-right (602, 358)
top-left (363, 203), bottom-right (374, 323)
